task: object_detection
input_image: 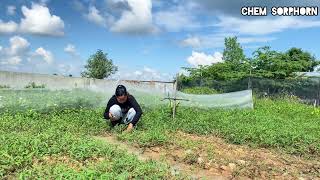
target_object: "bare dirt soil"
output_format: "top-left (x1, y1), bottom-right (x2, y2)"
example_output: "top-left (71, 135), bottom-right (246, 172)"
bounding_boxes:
top-left (94, 131), bottom-right (320, 180)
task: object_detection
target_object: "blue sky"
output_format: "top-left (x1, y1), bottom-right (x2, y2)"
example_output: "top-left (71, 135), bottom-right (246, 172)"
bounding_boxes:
top-left (0, 0), bottom-right (320, 81)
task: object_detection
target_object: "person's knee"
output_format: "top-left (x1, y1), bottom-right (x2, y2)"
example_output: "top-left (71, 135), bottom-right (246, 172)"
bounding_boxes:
top-left (128, 108), bottom-right (136, 116)
top-left (109, 105), bottom-right (122, 120)
top-left (123, 108), bottom-right (136, 124)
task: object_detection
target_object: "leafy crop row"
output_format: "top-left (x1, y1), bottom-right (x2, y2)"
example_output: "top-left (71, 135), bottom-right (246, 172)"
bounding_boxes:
top-left (0, 101), bottom-right (173, 178)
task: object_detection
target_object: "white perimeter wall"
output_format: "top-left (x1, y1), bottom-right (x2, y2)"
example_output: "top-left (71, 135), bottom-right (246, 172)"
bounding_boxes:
top-left (0, 71), bottom-right (175, 94)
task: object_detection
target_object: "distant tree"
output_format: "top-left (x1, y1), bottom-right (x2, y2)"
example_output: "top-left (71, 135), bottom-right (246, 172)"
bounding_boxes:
top-left (285, 47), bottom-right (318, 72)
top-left (53, 73), bottom-right (58, 76)
top-left (251, 46), bottom-right (282, 78)
top-left (180, 37), bottom-right (320, 90)
top-left (81, 49), bottom-right (118, 79)
top-left (180, 37), bottom-right (249, 82)
top-left (252, 46), bottom-right (320, 79)
top-left (203, 62), bottom-right (248, 80)
top-left (222, 36), bottom-right (246, 65)
top-left (68, 74), bottom-right (73, 77)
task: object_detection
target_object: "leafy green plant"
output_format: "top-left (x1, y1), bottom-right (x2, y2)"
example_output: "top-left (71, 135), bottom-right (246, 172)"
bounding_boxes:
top-left (181, 87), bottom-right (220, 94)
top-left (0, 85), bottom-right (10, 89)
top-left (311, 108), bottom-right (320, 116)
top-left (24, 82), bottom-right (46, 89)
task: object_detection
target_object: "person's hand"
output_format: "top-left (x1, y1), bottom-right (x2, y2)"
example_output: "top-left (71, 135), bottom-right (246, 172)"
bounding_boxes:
top-left (109, 112), bottom-right (116, 121)
top-left (125, 123), bottom-right (134, 132)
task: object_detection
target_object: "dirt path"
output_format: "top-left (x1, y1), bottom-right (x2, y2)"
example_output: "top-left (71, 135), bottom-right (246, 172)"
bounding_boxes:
top-left (94, 134), bottom-right (227, 179)
top-left (94, 132), bottom-right (320, 180)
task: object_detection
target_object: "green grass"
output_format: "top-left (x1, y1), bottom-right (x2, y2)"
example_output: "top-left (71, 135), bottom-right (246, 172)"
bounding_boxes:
top-left (114, 98), bottom-right (320, 156)
top-left (0, 109), bottom-right (173, 179)
top-left (1, 89), bottom-right (320, 178)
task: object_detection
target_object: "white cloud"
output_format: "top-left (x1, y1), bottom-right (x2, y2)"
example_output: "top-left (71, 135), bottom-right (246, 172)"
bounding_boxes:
top-left (0, 36), bottom-right (30, 56)
top-left (20, 3), bottom-right (65, 36)
top-left (143, 66), bottom-right (156, 73)
top-left (0, 36), bottom-right (30, 66)
top-left (110, 0), bottom-right (157, 34)
top-left (216, 16), bottom-right (320, 35)
top-left (154, 6), bottom-right (199, 32)
top-left (0, 20), bottom-right (18, 34)
top-left (58, 64), bottom-right (72, 74)
top-left (180, 33), bottom-right (276, 49)
top-left (180, 36), bottom-right (201, 48)
top-left (0, 36), bottom-right (56, 66)
top-left (187, 51), bottom-right (223, 67)
top-left (142, 66), bottom-right (163, 79)
top-left (134, 70), bottom-right (143, 76)
top-left (64, 44), bottom-right (76, 53)
top-left (0, 36), bottom-right (68, 74)
top-left (25, 58), bottom-right (81, 76)
top-left (180, 33), bottom-right (233, 49)
top-left (85, 6), bottom-right (108, 27)
top-left (111, 66), bottom-right (172, 81)
top-left (238, 37), bottom-right (277, 44)
top-left (6, 56), bottom-right (22, 65)
top-left (7, 6), bottom-right (16, 15)
top-left (7, 36), bottom-right (30, 55)
top-left (0, 56), bottom-right (22, 66)
top-left (140, 66), bottom-right (173, 80)
top-left (35, 47), bottom-right (54, 64)
top-left (64, 44), bottom-right (78, 56)
top-left (0, 4), bottom-right (64, 36)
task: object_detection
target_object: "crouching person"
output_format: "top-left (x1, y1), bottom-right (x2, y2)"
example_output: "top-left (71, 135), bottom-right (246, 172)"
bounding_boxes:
top-left (103, 85), bottom-right (143, 132)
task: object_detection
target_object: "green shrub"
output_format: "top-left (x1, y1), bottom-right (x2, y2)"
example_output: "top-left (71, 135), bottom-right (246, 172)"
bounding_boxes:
top-left (25, 82), bottom-right (46, 89)
top-left (181, 87), bottom-right (220, 94)
top-left (0, 85), bottom-right (10, 89)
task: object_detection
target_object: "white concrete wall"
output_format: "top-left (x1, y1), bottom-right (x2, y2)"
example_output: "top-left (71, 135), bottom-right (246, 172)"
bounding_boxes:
top-left (0, 71), bottom-right (175, 94)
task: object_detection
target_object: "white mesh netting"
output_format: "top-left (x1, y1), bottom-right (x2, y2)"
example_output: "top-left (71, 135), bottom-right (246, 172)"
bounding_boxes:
top-left (0, 71), bottom-right (254, 111)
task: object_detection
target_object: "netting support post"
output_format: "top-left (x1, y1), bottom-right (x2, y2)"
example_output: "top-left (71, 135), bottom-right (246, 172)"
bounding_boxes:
top-left (173, 74), bottom-right (178, 119)
top-left (248, 68), bottom-right (252, 89)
